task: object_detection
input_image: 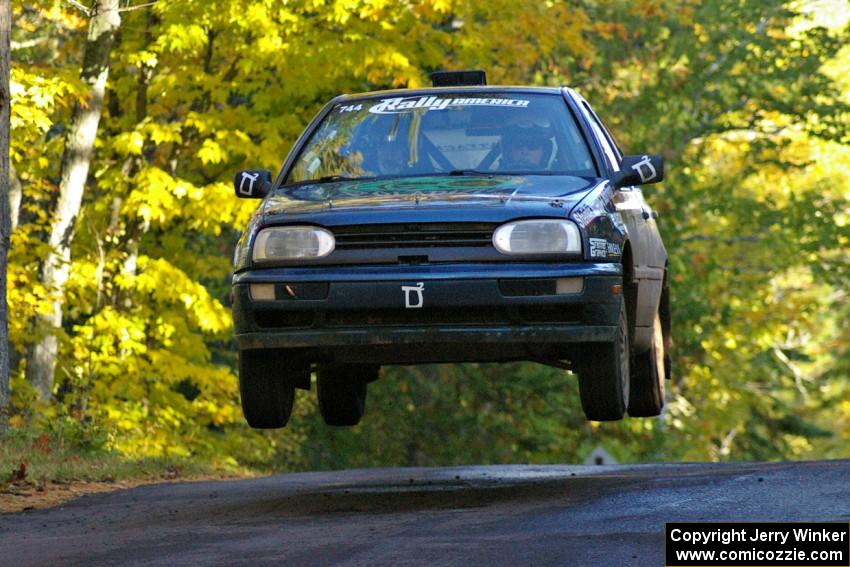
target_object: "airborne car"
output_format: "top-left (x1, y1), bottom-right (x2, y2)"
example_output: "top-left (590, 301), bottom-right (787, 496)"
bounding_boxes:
top-left (231, 71), bottom-right (671, 428)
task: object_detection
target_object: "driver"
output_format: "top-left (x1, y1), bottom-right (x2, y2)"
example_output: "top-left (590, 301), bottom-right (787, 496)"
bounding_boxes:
top-left (358, 131), bottom-right (411, 176)
top-left (500, 121), bottom-right (552, 171)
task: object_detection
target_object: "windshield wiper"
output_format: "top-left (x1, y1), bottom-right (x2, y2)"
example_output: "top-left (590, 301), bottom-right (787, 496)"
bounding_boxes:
top-left (315, 175), bottom-right (363, 183)
top-left (448, 169), bottom-right (493, 176)
top-left (282, 175), bottom-right (377, 189)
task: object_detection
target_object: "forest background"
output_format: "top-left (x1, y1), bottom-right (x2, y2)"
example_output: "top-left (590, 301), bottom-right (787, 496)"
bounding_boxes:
top-left (2, 0), bottom-right (849, 478)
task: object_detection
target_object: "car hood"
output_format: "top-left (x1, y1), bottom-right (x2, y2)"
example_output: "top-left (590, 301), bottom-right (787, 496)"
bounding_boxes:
top-left (263, 175), bottom-right (600, 219)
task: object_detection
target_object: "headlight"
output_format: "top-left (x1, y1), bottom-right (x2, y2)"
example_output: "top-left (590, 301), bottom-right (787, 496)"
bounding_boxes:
top-left (252, 226), bottom-right (335, 262)
top-left (492, 220), bottom-right (581, 255)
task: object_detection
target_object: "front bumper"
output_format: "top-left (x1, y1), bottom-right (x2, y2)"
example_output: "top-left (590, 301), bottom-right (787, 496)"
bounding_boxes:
top-left (232, 262), bottom-right (622, 363)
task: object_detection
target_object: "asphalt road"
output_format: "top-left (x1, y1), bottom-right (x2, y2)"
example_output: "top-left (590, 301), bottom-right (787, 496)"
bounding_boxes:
top-left (1, 460), bottom-right (849, 566)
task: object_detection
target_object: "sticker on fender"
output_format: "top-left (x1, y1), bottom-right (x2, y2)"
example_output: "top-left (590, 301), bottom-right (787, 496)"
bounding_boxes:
top-left (589, 238), bottom-right (621, 258)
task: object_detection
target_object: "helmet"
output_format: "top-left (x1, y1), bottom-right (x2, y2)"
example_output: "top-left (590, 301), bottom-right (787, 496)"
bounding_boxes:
top-left (501, 119), bottom-right (553, 168)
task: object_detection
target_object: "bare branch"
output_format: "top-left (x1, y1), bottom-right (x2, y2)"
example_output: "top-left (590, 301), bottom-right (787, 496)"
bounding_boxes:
top-left (680, 233), bottom-right (764, 244)
top-left (717, 427), bottom-right (739, 458)
top-left (118, 1), bottom-right (157, 12)
top-left (772, 347), bottom-right (810, 399)
top-left (64, 0), bottom-right (92, 17)
top-left (11, 37), bottom-right (50, 51)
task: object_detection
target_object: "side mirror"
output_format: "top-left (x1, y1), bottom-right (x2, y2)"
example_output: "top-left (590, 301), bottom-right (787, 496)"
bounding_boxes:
top-left (613, 155), bottom-right (664, 188)
top-left (234, 169), bottom-right (272, 199)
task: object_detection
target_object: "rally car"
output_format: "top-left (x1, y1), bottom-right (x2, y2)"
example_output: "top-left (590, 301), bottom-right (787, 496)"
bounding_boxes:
top-left (231, 70), bottom-right (671, 428)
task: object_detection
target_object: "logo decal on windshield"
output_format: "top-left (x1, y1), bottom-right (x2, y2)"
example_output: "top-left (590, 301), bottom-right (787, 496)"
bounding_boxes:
top-left (370, 96), bottom-right (530, 114)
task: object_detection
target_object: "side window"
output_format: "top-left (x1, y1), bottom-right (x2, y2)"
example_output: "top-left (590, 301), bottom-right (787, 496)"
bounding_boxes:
top-left (578, 100), bottom-right (620, 172)
top-left (600, 122), bottom-right (624, 161)
top-left (586, 104), bottom-right (623, 161)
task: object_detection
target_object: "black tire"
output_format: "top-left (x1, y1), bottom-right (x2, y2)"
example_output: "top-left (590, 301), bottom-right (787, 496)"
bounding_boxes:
top-left (317, 364), bottom-right (378, 426)
top-left (577, 299), bottom-right (629, 421)
top-left (628, 310), bottom-right (666, 417)
top-left (659, 280), bottom-right (673, 381)
top-left (238, 350), bottom-right (302, 429)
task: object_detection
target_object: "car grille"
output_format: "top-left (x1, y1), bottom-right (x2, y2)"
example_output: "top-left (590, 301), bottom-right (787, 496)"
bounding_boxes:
top-left (332, 223), bottom-right (496, 249)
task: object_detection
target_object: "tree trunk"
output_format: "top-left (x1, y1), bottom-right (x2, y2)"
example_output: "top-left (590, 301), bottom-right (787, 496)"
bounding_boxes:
top-left (119, 9), bottom-right (156, 287)
top-left (8, 162), bottom-right (18, 231)
top-left (0, 0), bottom-right (12, 427)
top-left (26, 0), bottom-right (120, 399)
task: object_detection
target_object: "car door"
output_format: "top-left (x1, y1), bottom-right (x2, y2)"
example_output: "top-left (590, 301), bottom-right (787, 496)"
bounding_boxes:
top-left (570, 93), bottom-right (665, 350)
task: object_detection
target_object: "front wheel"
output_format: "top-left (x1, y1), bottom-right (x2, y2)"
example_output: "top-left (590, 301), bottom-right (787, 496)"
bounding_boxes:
top-left (577, 299), bottom-right (629, 421)
top-left (238, 350), bottom-right (305, 429)
top-left (317, 364), bottom-right (379, 426)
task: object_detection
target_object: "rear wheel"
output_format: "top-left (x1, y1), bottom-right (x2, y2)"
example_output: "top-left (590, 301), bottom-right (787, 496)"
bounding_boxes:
top-left (628, 310), bottom-right (666, 417)
top-left (577, 299), bottom-right (629, 421)
top-left (317, 364), bottom-right (379, 426)
top-left (239, 350), bottom-right (306, 429)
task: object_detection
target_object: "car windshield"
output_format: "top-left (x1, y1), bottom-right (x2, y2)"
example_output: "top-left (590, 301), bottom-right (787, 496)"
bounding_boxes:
top-left (286, 92), bottom-right (597, 184)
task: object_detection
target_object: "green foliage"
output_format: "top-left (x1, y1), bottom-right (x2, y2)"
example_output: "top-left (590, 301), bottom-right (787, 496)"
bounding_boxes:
top-left (6, 0), bottom-right (850, 472)
top-left (287, 364), bottom-right (664, 470)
